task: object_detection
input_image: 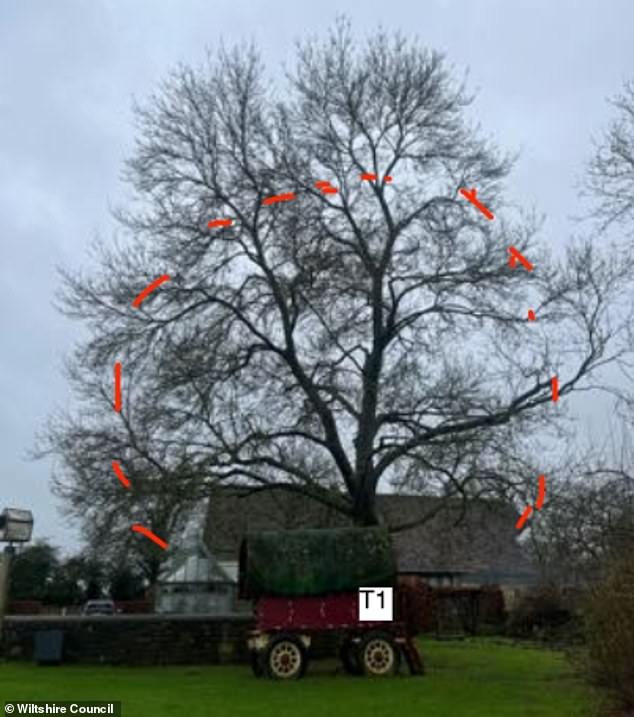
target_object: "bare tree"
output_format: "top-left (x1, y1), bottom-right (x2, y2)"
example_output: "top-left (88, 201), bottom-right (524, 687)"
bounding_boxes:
top-left (525, 376), bottom-right (634, 586)
top-left (38, 19), bottom-right (634, 536)
top-left (583, 79), bottom-right (634, 236)
top-left (527, 454), bottom-right (634, 587)
top-left (523, 79), bottom-right (634, 586)
top-left (32, 352), bottom-right (203, 581)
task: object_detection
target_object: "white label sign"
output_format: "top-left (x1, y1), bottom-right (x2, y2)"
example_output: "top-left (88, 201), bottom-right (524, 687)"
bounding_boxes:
top-left (358, 587), bottom-right (393, 621)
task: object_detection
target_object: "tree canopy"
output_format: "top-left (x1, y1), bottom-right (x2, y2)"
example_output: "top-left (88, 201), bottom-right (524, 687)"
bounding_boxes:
top-left (35, 20), bottom-right (634, 556)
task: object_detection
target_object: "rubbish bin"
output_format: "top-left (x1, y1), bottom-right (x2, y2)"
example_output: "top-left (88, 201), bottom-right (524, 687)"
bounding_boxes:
top-left (34, 629), bottom-right (63, 665)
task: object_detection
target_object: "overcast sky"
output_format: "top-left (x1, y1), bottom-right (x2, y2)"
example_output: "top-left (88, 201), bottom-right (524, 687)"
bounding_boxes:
top-left (1, 0), bottom-right (633, 555)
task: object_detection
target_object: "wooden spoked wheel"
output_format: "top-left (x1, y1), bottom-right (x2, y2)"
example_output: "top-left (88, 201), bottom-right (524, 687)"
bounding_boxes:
top-left (359, 632), bottom-right (400, 676)
top-left (265, 635), bottom-right (307, 680)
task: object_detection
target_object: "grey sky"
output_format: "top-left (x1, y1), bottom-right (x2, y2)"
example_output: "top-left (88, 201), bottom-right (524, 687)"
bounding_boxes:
top-left (1, 0), bottom-right (633, 554)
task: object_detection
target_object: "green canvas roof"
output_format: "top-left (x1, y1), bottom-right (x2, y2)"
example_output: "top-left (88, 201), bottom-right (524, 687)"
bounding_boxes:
top-left (239, 526), bottom-right (396, 598)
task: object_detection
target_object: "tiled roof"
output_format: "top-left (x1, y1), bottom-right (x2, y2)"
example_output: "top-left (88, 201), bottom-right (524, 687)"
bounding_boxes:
top-left (202, 487), bottom-right (535, 581)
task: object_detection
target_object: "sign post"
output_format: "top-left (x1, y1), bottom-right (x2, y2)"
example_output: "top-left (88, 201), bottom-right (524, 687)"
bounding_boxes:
top-left (0, 508), bottom-right (34, 636)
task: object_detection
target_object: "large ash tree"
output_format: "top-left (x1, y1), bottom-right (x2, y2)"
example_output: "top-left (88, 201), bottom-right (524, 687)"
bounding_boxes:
top-left (37, 20), bottom-right (634, 543)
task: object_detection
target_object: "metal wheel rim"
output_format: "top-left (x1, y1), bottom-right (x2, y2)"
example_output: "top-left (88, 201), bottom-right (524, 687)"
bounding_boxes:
top-left (363, 639), bottom-right (394, 675)
top-left (270, 641), bottom-right (302, 678)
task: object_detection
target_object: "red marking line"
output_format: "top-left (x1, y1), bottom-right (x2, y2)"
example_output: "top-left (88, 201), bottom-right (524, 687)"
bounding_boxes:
top-left (551, 376), bottom-right (559, 402)
top-left (536, 475), bottom-right (546, 510)
top-left (131, 524), bottom-right (169, 550)
top-left (262, 192), bottom-right (296, 206)
top-left (459, 187), bottom-right (494, 220)
top-left (528, 309), bottom-right (536, 321)
top-left (314, 180), bottom-right (338, 194)
top-left (516, 505), bottom-right (533, 530)
top-left (207, 219), bottom-right (233, 228)
top-left (360, 173), bottom-right (393, 183)
top-left (112, 461), bottom-right (130, 489)
top-left (508, 246), bottom-right (534, 272)
top-left (113, 362), bottom-right (122, 412)
top-left (516, 475), bottom-right (547, 530)
top-left (132, 274), bottom-right (171, 308)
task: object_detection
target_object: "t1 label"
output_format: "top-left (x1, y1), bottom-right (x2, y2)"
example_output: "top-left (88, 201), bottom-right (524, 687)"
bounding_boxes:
top-left (358, 587), bottom-right (393, 621)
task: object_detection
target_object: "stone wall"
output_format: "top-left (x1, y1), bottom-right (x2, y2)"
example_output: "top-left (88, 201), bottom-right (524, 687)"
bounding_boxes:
top-left (0, 614), bottom-right (339, 666)
top-left (1, 614), bottom-right (252, 665)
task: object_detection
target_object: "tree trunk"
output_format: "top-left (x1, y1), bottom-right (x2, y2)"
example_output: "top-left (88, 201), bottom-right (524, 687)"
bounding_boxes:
top-left (353, 486), bottom-right (381, 526)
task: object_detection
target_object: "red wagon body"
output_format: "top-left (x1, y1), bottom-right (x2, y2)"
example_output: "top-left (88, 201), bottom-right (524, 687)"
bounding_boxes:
top-left (256, 592), bottom-right (374, 631)
top-left (255, 591), bottom-right (410, 633)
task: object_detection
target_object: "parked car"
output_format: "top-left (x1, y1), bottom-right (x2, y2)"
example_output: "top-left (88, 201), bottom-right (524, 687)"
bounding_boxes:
top-left (81, 599), bottom-right (116, 616)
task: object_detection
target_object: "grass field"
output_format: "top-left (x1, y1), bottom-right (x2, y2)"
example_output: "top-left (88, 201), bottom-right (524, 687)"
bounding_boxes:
top-left (0, 638), bottom-right (599, 717)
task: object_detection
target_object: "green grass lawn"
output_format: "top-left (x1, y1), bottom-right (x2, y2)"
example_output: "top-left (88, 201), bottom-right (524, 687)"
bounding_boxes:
top-left (0, 638), bottom-right (599, 717)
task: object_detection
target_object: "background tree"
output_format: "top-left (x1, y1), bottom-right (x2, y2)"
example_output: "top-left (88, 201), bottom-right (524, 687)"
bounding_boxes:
top-left (77, 554), bottom-right (106, 601)
top-left (44, 554), bottom-right (85, 606)
top-left (36, 19), bottom-right (634, 538)
top-left (9, 541), bottom-right (59, 602)
top-left (9, 543), bottom-right (112, 605)
top-left (583, 79), bottom-right (634, 237)
top-left (35, 365), bottom-right (199, 584)
top-left (575, 76), bottom-right (634, 570)
top-left (106, 562), bottom-right (147, 601)
top-left (527, 455), bottom-right (634, 587)
top-left (525, 77), bottom-right (634, 590)
top-left (583, 76), bottom-right (634, 462)
top-left (585, 549), bottom-right (634, 710)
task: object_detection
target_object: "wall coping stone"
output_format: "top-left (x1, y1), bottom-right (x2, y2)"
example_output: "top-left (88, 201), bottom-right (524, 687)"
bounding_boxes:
top-left (3, 613), bottom-right (252, 623)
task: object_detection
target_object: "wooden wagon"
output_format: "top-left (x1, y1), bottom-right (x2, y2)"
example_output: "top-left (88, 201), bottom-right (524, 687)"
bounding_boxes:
top-left (239, 526), bottom-right (425, 679)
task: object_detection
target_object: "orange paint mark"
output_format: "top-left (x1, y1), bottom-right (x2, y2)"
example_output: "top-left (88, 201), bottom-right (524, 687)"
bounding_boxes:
top-left (207, 219), bottom-right (233, 228)
top-left (384, 175), bottom-right (393, 183)
top-left (551, 376), bottom-right (559, 402)
top-left (528, 309), bottom-right (536, 321)
top-left (112, 461), bottom-right (131, 489)
top-left (361, 172), bottom-right (377, 181)
top-left (262, 192), bottom-right (296, 206)
top-left (314, 180), bottom-right (338, 194)
top-left (132, 274), bottom-right (171, 308)
top-left (515, 475), bottom-right (546, 530)
top-left (459, 187), bottom-right (494, 220)
top-left (508, 246), bottom-right (534, 272)
top-left (516, 505), bottom-right (533, 530)
top-left (131, 524), bottom-right (169, 550)
top-left (536, 475), bottom-right (546, 510)
top-left (113, 362), bottom-right (122, 412)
